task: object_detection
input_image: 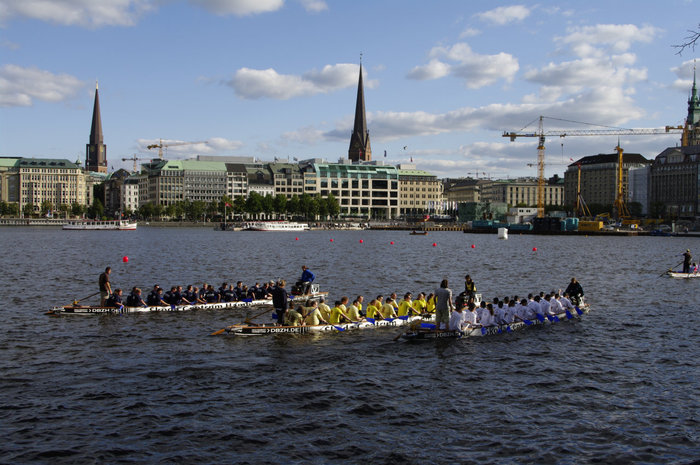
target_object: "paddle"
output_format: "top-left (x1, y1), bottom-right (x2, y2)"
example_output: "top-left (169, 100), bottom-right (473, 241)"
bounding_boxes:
top-left (659, 260), bottom-right (683, 277)
top-left (245, 306), bottom-right (275, 324)
top-left (71, 291), bottom-right (100, 306)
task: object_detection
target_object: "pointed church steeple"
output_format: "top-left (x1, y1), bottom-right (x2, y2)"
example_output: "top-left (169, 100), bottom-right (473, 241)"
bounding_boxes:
top-left (348, 62), bottom-right (372, 162)
top-left (86, 81), bottom-right (107, 173)
top-left (685, 63), bottom-right (700, 146)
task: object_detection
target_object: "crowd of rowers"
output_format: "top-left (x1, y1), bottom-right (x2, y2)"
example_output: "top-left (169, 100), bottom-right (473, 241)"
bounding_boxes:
top-left (276, 287), bottom-right (584, 329)
top-left (104, 281), bottom-right (284, 308)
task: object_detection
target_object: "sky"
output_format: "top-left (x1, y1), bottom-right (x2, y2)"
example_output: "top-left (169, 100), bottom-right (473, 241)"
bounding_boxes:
top-left (0, 0), bottom-right (698, 179)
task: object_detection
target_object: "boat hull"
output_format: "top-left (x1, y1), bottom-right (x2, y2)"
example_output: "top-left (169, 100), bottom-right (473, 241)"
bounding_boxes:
top-left (667, 271), bottom-right (700, 278)
top-left (63, 220), bottom-right (137, 230)
top-left (401, 306), bottom-right (590, 340)
top-left (223, 315), bottom-right (429, 336)
top-left (48, 292), bottom-right (328, 315)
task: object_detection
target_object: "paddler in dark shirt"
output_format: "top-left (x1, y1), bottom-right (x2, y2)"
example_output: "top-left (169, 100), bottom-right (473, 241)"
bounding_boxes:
top-left (683, 249), bottom-right (692, 273)
top-left (204, 285), bottom-right (220, 303)
top-left (271, 279), bottom-right (288, 325)
top-left (105, 288), bottom-right (123, 308)
top-left (222, 285), bottom-right (236, 303)
top-left (564, 278), bottom-right (584, 306)
top-left (126, 287), bottom-right (147, 307)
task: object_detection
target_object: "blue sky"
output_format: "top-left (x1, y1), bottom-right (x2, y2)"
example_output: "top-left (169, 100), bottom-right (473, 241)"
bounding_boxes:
top-left (0, 0), bottom-right (698, 178)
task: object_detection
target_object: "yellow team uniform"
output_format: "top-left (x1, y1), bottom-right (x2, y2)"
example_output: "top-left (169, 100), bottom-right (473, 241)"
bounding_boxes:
top-left (366, 304), bottom-right (379, 319)
top-left (285, 309), bottom-right (303, 326)
top-left (381, 303), bottom-right (397, 318)
top-left (413, 299), bottom-right (427, 314)
top-left (346, 305), bottom-right (361, 321)
top-left (304, 308), bottom-right (324, 326)
top-left (427, 296), bottom-right (436, 313)
top-left (318, 303), bottom-right (331, 321)
top-left (329, 306), bottom-right (345, 325)
top-left (398, 300), bottom-right (413, 317)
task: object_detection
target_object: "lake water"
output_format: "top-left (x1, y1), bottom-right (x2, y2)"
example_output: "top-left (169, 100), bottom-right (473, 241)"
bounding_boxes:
top-left (1, 226), bottom-right (698, 464)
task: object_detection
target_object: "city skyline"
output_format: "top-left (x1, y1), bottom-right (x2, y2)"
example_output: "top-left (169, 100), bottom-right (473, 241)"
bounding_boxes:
top-left (0, 0), bottom-right (698, 178)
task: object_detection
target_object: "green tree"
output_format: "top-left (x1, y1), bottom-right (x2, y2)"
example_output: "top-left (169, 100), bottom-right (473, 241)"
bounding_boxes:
top-left (138, 202), bottom-right (154, 220)
top-left (326, 193), bottom-right (340, 218)
top-left (316, 195), bottom-right (329, 220)
top-left (71, 202), bottom-right (84, 217)
top-left (233, 196), bottom-right (246, 217)
top-left (261, 194), bottom-right (274, 217)
top-left (165, 203), bottom-right (177, 219)
top-left (152, 203), bottom-right (164, 220)
top-left (299, 193), bottom-right (314, 219)
top-left (246, 192), bottom-right (263, 218)
top-left (273, 194), bottom-right (287, 218)
top-left (40, 200), bottom-right (53, 216)
top-left (287, 195), bottom-right (300, 217)
top-left (88, 198), bottom-right (104, 219)
top-left (23, 203), bottom-right (35, 217)
top-left (7, 202), bottom-right (19, 216)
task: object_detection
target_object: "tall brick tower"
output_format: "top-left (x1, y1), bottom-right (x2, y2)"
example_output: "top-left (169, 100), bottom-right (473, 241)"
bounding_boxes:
top-left (348, 64), bottom-right (372, 162)
top-left (86, 82), bottom-right (107, 173)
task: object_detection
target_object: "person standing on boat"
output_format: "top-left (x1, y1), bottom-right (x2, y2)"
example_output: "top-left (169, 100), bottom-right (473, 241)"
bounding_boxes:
top-left (435, 279), bottom-right (455, 330)
top-left (300, 265), bottom-right (315, 295)
top-left (682, 249), bottom-right (692, 273)
top-left (271, 279), bottom-right (288, 325)
top-left (464, 275), bottom-right (477, 300)
top-left (564, 278), bottom-right (584, 306)
top-left (98, 267), bottom-right (112, 306)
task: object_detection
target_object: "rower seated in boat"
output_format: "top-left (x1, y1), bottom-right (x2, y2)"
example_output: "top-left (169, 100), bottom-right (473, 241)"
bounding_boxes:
top-left (147, 286), bottom-right (168, 306)
top-left (346, 299), bottom-right (363, 322)
top-left (449, 304), bottom-right (467, 331)
top-left (412, 293), bottom-right (427, 315)
top-left (366, 299), bottom-right (381, 320)
top-left (126, 287), bottom-right (147, 307)
top-left (304, 300), bottom-right (328, 326)
top-left (284, 302), bottom-right (305, 326)
top-left (105, 289), bottom-right (123, 308)
top-left (329, 300), bottom-right (351, 325)
top-left (317, 298), bottom-right (331, 321)
top-left (380, 298), bottom-right (398, 319)
top-left (397, 293), bottom-right (414, 317)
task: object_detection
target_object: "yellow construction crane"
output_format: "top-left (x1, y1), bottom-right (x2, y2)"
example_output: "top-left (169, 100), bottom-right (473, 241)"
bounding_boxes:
top-left (503, 116), bottom-right (684, 218)
top-left (122, 154), bottom-right (149, 172)
top-left (146, 139), bottom-right (208, 159)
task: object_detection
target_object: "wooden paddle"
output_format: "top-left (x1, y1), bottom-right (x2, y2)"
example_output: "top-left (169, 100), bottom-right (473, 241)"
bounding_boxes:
top-left (72, 291), bottom-right (101, 306)
top-left (659, 260), bottom-right (683, 277)
top-left (211, 306), bottom-right (276, 336)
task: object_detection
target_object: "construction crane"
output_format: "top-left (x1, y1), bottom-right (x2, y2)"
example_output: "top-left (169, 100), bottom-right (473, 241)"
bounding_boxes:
top-left (503, 116), bottom-right (684, 218)
top-left (122, 154), bottom-right (149, 172)
top-left (146, 139), bottom-right (208, 159)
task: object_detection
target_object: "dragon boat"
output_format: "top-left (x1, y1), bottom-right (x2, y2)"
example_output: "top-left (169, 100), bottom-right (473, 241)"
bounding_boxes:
top-left (47, 285), bottom-right (328, 316)
top-left (666, 271), bottom-right (700, 279)
top-left (399, 305), bottom-right (590, 341)
top-left (213, 314), bottom-right (431, 336)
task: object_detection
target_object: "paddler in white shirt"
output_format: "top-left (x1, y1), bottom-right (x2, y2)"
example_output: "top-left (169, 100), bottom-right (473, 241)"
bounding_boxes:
top-left (449, 304), bottom-right (467, 331)
top-left (494, 301), bottom-right (507, 325)
top-left (464, 302), bottom-right (479, 329)
top-left (480, 303), bottom-right (496, 327)
top-left (548, 294), bottom-right (563, 315)
top-left (528, 295), bottom-right (542, 317)
top-left (539, 294), bottom-right (551, 316)
top-left (504, 301), bottom-right (516, 324)
top-left (559, 292), bottom-right (574, 310)
top-left (304, 300), bottom-right (328, 326)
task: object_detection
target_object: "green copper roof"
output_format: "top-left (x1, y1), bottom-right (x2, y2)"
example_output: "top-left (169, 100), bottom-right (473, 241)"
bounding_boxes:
top-left (0, 157), bottom-right (20, 168)
top-left (17, 158), bottom-right (80, 169)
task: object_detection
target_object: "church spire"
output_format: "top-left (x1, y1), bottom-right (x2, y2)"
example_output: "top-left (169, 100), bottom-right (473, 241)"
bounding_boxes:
top-left (686, 62), bottom-right (700, 146)
top-left (86, 81), bottom-right (107, 172)
top-left (348, 62), bottom-right (372, 162)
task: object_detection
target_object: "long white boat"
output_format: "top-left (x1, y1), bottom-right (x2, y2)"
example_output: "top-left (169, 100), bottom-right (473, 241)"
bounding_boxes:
top-left (400, 305), bottom-right (590, 340)
top-left (243, 221), bottom-right (309, 231)
top-left (47, 287), bottom-right (328, 316)
top-left (215, 314), bottom-right (430, 336)
top-left (63, 219), bottom-right (137, 231)
top-left (667, 271), bottom-right (700, 279)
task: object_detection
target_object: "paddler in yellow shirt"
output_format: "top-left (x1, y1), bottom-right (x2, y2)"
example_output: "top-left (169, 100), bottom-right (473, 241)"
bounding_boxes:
top-left (426, 293), bottom-right (436, 313)
top-left (317, 298), bottom-right (332, 321)
top-left (329, 300), bottom-right (351, 325)
top-left (346, 298), bottom-right (363, 322)
top-left (284, 302), bottom-right (304, 326)
top-left (380, 297), bottom-right (398, 318)
top-left (397, 292), bottom-right (414, 317)
top-left (304, 300), bottom-right (328, 326)
top-left (366, 299), bottom-right (381, 320)
top-left (412, 292), bottom-right (428, 314)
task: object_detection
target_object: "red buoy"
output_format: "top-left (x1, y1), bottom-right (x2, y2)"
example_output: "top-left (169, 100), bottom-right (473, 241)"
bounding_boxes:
top-left (532, 247), bottom-right (537, 251)
top-left (471, 244), bottom-right (475, 248)
top-left (432, 242), bottom-right (437, 247)
top-left (295, 237), bottom-right (299, 241)
top-left (122, 256), bottom-right (129, 263)
top-left (359, 239), bottom-right (363, 243)
top-left (330, 239), bottom-right (334, 242)
top-left (390, 241), bottom-right (394, 245)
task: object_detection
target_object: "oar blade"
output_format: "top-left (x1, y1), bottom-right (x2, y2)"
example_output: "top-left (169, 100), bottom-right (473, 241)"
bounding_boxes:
top-left (210, 328), bottom-right (227, 336)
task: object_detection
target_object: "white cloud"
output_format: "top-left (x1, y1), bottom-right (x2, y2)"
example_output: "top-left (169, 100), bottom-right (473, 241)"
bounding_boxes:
top-left (188, 0), bottom-right (284, 16)
top-left (557, 24), bottom-right (661, 57)
top-left (298, 0), bottom-right (327, 13)
top-left (670, 59), bottom-right (697, 92)
top-left (408, 43), bottom-right (519, 88)
top-left (459, 27), bottom-right (480, 38)
top-left (0, 64), bottom-right (83, 107)
top-left (281, 126), bottom-right (325, 144)
top-left (0, 0), bottom-right (151, 27)
top-left (227, 63), bottom-right (362, 99)
top-left (475, 5), bottom-right (530, 25)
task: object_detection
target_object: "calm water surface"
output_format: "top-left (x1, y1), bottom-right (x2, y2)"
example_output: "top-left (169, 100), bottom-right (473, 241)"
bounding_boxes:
top-left (1, 226), bottom-right (698, 464)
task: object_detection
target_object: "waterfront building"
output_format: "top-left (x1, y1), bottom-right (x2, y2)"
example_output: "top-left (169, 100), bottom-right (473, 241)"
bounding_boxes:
top-left (348, 64), bottom-right (372, 163)
top-left (121, 177), bottom-right (139, 213)
top-left (484, 177), bottom-right (564, 208)
top-left (139, 159), bottom-right (228, 206)
top-left (269, 162), bottom-right (304, 198)
top-left (303, 161), bottom-right (399, 219)
top-left (397, 164), bottom-right (443, 218)
top-left (104, 168), bottom-right (131, 215)
top-left (628, 166), bottom-right (649, 215)
top-left (443, 178), bottom-right (490, 203)
top-left (0, 158), bottom-right (89, 212)
top-left (85, 82), bottom-right (107, 173)
top-left (649, 146), bottom-right (700, 219)
top-left (563, 153), bottom-right (650, 209)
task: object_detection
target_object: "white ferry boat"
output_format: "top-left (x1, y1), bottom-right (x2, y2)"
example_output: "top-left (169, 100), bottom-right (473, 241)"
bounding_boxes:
top-left (62, 220), bottom-right (137, 231)
top-left (243, 221), bottom-right (309, 231)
